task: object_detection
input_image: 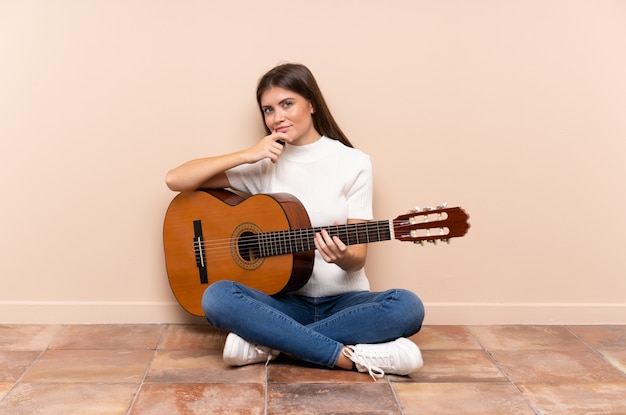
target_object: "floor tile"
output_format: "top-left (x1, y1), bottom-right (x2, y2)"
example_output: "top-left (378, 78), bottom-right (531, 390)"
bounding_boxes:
top-left (158, 324), bottom-right (226, 350)
top-left (267, 382), bottom-right (400, 414)
top-left (0, 350), bottom-right (41, 381)
top-left (399, 350), bottom-right (507, 383)
top-left (130, 383), bottom-right (265, 415)
top-left (489, 349), bottom-right (626, 384)
top-left (268, 360), bottom-right (373, 383)
top-left (21, 349), bottom-right (154, 383)
top-left (568, 325), bottom-right (626, 349)
top-left (469, 325), bottom-right (587, 351)
top-left (519, 382), bottom-right (626, 415)
top-left (411, 325), bottom-right (482, 350)
top-left (146, 350), bottom-right (266, 384)
top-left (0, 382), bottom-right (137, 415)
top-left (393, 382), bottom-right (536, 415)
top-left (49, 324), bottom-right (166, 350)
top-left (0, 325), bottom-right (63, 351)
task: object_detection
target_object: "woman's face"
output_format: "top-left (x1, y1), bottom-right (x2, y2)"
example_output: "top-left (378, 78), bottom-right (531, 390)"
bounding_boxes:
top-left (260, 86), bottom-right (320, 145)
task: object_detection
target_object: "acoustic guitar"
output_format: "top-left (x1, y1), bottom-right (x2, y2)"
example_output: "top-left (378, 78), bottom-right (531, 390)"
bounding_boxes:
top-left (163, 189), bottom-right (470, 316)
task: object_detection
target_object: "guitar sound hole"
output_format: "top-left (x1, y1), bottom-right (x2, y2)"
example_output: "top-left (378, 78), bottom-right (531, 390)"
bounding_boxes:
top-left (231, 222), bottom-right (264, 270)
top-left (238, 231), bottom-right (260, 262)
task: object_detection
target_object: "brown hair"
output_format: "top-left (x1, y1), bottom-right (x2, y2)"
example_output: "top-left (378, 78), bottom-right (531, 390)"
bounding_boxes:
top-left (256, 63), bottom-right (353, 148)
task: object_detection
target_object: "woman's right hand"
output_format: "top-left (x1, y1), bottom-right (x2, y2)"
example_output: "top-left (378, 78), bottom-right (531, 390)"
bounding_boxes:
top-left (244, 132), bottom-right (289, 164)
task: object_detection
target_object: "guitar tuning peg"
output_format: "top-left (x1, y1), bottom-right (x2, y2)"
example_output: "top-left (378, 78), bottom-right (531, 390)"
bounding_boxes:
top-left (437, 202), bottom-right (448, 209)
top-left (423, 206), bottom-right (434, 212)
top-left (413, 240), bottom-right (424, 245)
top-left (442, 238), bottom-right (450, 244)
top-left (409, 206), bottom-right (421, 213)
top-left (428, 239), bottom-right (437, 244)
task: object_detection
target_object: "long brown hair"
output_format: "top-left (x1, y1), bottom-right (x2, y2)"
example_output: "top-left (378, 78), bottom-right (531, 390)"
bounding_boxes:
top-left (256, 63), bottom-right (353, 148)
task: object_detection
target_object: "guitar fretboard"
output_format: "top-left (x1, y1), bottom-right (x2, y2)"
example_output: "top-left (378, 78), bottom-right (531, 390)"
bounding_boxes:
top-left (254, 220), bottom-right (393, 258)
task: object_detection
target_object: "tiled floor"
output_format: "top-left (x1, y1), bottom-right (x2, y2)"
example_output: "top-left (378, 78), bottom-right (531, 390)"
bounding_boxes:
top-left (1, 324), bottom-right (625, 414)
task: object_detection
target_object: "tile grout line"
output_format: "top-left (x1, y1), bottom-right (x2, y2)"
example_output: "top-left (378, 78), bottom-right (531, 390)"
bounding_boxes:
top-left (465, 325), bottom-right (542, 415)
top-left (563, 325), bottom-right (626, 379)
top-left (264, 363), bottom-right (269, 415)
top-left (0, 323), bottom-right (68, 405)
top-left (386, 377), bottom-right (405, 415)
top-left (124, 323), bottom-right (169, 415)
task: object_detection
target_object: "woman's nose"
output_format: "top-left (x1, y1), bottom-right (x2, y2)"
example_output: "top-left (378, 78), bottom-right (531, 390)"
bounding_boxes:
top-left (273, 108), bottom-right (286, 121)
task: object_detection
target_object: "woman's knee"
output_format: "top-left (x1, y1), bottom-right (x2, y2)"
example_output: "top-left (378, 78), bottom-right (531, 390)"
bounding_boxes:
top-left (202, 279), bottom-right (229, 302)
top-left (201, 280), bottom-right (236, 322)
top-left (394, 289), bottom-right (425, 333)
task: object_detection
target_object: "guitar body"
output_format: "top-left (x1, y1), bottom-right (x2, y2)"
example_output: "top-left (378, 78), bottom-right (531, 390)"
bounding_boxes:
top-left (163, 189), bottom-right (314, 316)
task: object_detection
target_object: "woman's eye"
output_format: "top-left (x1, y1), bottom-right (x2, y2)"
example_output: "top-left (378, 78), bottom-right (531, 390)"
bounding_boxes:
top-left (282, 101), bottom-right (293, 108)
top-left (263, 107), bottom-right (273, 114)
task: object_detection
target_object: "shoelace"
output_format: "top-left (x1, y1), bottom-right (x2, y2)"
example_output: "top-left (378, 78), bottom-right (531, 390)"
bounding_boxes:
top-left (252, 345), bottom-right (274, 367)
top-left (343, 346), bottom-right (385, 381)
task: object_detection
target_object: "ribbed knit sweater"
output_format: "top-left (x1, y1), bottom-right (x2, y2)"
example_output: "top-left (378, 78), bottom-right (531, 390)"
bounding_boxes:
top-left (226, 136), bottom-right (373, 297)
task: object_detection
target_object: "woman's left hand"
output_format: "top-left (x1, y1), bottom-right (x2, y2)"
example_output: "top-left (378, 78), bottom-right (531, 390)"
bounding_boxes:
top-left (314, 222), bottom-right (348, 264)
top-left (314, 220), bottom-right (367, 271)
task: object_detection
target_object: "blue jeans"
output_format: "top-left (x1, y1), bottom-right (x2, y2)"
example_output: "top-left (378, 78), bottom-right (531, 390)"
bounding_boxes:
top-left (202, 280), bottom-right (425, 368)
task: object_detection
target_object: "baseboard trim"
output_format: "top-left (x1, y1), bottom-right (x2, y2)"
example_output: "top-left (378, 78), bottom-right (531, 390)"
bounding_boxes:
top-left (0, 301), bottom-right (206, 324)
top-left (1, 301), bottom-right (625, 325)
top-left (423, 302), bottom-right (626, 325)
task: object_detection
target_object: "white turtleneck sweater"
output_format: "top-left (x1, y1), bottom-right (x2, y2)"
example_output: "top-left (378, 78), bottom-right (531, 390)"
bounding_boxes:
top-left (225, 136), bottom-right (373, 297)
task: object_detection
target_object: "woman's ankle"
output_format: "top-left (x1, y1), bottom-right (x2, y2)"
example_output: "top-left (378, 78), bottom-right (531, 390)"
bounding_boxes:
top-left (334, 346), bottom-right (356, 370)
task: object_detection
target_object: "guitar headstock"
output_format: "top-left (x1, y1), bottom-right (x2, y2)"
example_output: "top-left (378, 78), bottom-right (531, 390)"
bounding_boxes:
top-left (393, 204), bottom-right (470, 244)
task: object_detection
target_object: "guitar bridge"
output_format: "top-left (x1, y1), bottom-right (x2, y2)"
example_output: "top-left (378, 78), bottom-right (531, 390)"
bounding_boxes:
top-left (193, 220), bottom-right (208, 284)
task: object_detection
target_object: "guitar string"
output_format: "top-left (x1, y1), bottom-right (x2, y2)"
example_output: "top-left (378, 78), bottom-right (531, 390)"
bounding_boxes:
top-left (191, 219), bottom-right (451, 258)
top-left (195, 221), bottom-right (391, 245)
top-left (193, 221), bottom-right (393, 257)
top-left (193, 219), bottom-right (448, 249)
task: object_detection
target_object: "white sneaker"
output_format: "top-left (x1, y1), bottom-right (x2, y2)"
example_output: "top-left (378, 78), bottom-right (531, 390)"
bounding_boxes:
top-left (343, 337), bottom-right (423, 381)
top-left (223, 333), bottom-right (279, 366)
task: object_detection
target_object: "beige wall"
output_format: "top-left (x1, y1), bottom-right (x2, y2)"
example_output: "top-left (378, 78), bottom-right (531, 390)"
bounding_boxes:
top-left (1, 0), bottom-right (625, 324)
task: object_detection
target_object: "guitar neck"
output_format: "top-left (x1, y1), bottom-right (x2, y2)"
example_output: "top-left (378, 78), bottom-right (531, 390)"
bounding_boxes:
top-left (257, 220), bottom-right (393, 258)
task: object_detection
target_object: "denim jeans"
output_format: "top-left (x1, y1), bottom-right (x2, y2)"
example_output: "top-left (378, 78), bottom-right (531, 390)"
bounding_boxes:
top-left (202, 280), bottom-right (425, 368)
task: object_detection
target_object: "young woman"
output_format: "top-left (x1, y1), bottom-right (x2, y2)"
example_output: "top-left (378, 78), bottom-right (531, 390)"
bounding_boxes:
top-left (166, 63), bottom-right (425, 380)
